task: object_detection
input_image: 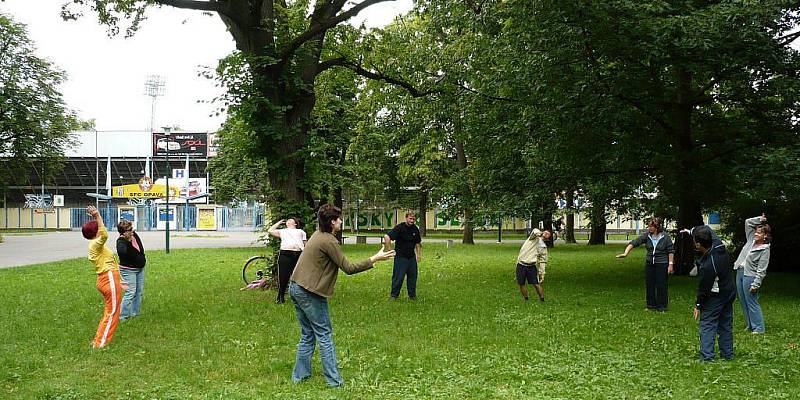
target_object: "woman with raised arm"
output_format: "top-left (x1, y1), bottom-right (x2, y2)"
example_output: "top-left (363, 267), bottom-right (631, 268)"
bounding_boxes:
top-left (82, 205), bottom-right (125, 349)
top-left (268, 217), bottom-right (307, 304)
top-left (733, 214), bottom-right (772, 334)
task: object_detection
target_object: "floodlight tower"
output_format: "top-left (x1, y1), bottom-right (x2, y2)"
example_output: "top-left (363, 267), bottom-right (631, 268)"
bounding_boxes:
top-left (144, 75), bottom-right (166, 133)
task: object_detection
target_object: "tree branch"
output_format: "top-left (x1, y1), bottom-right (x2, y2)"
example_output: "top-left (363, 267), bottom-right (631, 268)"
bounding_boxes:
top-left (317, 57), bottom-right (439, 97)
top-left (777, 30), bottom-right (800, 46)
top-left (279, 0), bottom-right (393, 61)
top-left (154, 0), bottom-right (225, 13)
top-left (449, 81), bottom-right (521, 103)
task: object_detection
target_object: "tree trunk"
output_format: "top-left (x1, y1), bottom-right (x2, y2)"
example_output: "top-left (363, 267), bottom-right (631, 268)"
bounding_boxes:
top-left (454, 139), bottom-right (474, 244)
top-left (673, 67), bottom-right (704, 230)
top-left (565, 189), bottom-right (577, 243)
top-left (418, 189), bottom-right (428, 236)
top-left (462, 208), bottom-right (475, 244)
top-left (542, 209), bottom-right (555, 248)
top-left (334, 186), bottom-right (344, 244)
top-left (588, 198), bottom-right (607, 245)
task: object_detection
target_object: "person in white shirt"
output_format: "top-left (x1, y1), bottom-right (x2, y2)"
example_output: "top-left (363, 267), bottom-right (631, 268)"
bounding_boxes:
top-left (268, 217), bottom-right (307, 304)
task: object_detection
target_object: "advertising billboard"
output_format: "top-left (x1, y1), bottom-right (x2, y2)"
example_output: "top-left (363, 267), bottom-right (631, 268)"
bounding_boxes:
top-left (112, 176), bottom-right (180, 199)
top-left (207, 132), bottom-right (219, 157)
top-left (152, 132), bottom-right (208, 157)
top-left (196, 206), bottom-right (217, 230)
top-left (157, 206), bottom-right (176, 230)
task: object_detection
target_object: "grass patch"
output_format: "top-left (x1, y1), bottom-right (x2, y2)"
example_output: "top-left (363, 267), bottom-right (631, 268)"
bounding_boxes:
top-left (348, 231), bottom-right (530, 240)
top-left (1, 244), bottom-right (799, 398)
top-left (172, 234), bottom-right (230, 239)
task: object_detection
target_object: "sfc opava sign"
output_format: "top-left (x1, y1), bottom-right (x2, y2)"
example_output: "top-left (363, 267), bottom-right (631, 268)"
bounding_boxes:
top-left (113, 176), bottom-right (180, 199)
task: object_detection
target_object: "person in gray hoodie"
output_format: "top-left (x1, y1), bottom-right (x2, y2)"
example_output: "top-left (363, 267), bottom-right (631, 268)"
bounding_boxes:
top-left (617, 217), bottom-right (675, 311)
top-left (733, 214), bottom-right (772, 333)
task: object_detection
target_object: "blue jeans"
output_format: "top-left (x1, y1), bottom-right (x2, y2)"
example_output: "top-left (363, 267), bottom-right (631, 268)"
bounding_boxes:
top-left (289, 282), bottom-right (343, 387)
top-left (699, 294), bottom-right (734, 361)
top-left (390, 256), bottom-right (418, 298)
top-left (119, 267), bottom-right (144, 320)
top-left (736, 268), bottom-right (765, 333)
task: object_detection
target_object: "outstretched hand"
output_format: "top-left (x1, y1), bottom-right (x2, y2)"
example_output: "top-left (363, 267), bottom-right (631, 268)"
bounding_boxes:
top-left (370, 247), bottom-right (396, 263)
top-left (86, 205), bottom-right (99, 217)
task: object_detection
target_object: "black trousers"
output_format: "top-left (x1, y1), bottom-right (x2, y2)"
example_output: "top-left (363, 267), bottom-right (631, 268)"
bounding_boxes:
top-left (645, 262), bottom-right (669, 310)
top-left (277, 250), bottom-right (302, 300)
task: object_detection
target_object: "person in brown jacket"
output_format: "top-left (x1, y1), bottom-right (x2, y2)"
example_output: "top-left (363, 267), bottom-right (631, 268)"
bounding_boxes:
top-left (288, 204), bottom-right (395, 387)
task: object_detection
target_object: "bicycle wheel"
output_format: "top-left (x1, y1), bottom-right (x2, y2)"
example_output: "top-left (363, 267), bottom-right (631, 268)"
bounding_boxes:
top-left (242, 256), bottom-right (269, 285)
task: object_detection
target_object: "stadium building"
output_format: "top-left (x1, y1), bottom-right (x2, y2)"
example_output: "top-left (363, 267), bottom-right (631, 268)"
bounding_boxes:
top-left (0, 130), bottom-right (257, 231)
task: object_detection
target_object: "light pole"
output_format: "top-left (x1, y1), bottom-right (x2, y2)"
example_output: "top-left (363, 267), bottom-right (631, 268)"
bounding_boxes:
top-left (95, 129), bottom-right (99, 208)
top-left (163, 126), bottom-right (171, 254)
top-left (145, 75), bottom-right (166, 133)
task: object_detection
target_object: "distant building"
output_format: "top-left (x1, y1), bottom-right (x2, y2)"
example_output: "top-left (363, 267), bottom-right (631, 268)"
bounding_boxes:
top-left (2, 130), bottom-right (216, 207)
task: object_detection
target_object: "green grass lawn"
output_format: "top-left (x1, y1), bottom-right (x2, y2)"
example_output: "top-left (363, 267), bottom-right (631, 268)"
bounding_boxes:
top-left (346, 231), bottom-right (531, 240)
top-left (1, 244), bottom-right (799, 399)
top-left (349, 231), bottom-right (635, 241)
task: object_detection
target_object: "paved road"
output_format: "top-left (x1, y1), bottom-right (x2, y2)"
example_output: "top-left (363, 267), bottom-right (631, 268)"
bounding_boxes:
top-left (0, 231), bottom-right (265, 269)
top-left (0, 231), bottom-right (621, 269)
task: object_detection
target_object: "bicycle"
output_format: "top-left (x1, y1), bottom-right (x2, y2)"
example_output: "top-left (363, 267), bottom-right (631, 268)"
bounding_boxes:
top-left (241, 255), bottom-right (278, 290)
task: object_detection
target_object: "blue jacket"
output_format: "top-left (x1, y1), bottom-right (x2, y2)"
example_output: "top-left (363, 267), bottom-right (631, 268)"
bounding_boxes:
top-left (695, 244), bottom-right (735, 309)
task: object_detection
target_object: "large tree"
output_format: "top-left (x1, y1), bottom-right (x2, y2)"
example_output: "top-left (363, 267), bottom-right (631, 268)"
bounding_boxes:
top-left (0, 13), bottom-right (78, 193)
top-left (64, 0), bottom-right (431, 217)
top-left (420, 0), bottom-right (800, 234)
top-left (539, 0), bottom-right (800, 229)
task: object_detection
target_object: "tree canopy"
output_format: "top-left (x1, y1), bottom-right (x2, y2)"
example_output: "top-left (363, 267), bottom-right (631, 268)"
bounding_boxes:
top-left (0, 12), bottom-right (78, 193)
top-left (64, 1), bottom-right (800, 268)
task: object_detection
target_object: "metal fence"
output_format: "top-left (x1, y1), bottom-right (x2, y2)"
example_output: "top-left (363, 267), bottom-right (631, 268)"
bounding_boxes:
top-left (69, 205), bottom-right (264, 231)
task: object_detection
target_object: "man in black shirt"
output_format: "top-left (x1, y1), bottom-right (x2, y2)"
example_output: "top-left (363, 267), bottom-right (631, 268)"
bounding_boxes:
top-left (691, 226), bottom-right (736, 361)
top-left (384, 211), bottom-right (422, 299)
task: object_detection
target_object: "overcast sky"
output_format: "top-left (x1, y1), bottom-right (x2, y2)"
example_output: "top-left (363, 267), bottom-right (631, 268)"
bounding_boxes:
top-left (0, 0), bottom-right (413, 132)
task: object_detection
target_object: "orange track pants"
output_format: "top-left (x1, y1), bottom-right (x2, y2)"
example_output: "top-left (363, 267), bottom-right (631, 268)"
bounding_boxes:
top-left (93, 269), bottom-right (123, 348)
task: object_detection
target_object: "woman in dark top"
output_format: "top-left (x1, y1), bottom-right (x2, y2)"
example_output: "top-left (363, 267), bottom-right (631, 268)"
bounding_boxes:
top-left (616, 217), bottom-right (675, 311)
top-left (116, 219), bottom-right (146, 321)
